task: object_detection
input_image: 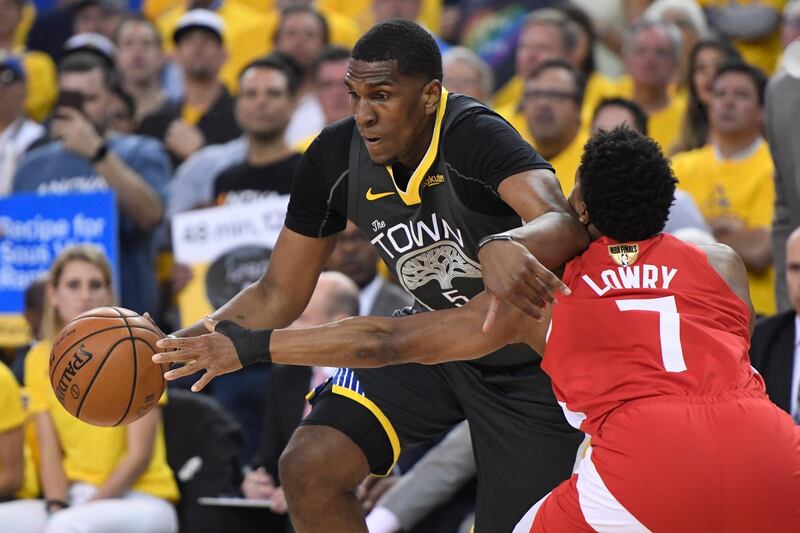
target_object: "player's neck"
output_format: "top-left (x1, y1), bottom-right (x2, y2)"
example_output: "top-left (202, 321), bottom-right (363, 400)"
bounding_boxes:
top-left (398, 118), bottom-right (435, 169)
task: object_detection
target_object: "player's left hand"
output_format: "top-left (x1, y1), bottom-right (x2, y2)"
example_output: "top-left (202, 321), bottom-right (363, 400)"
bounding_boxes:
top-left (152, 317), bottom-right (243, 392)
top-left (478, 239), bottom-right (569, 331)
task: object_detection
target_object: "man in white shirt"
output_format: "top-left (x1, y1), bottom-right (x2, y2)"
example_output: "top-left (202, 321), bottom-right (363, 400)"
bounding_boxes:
top-left (0, 57), bottom-right (43, 195)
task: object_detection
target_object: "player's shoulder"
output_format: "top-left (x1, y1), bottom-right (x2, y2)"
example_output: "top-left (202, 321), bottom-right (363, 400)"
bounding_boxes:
top-left (310, 117), bottom-right (356, 149)
top-left (445, 94), bottom-right (513, 136)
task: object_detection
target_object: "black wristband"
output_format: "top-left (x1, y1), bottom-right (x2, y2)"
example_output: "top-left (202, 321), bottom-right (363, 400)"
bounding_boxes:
top-left (89, 141), bottom-right (109, 164)
top-left (215, 320), bottom-right (273, 366)
top-left (477, 232), bottom-right (516, 251)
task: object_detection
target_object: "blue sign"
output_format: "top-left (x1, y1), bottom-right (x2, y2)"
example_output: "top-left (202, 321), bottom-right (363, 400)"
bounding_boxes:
top-left (0, 191), bottom-right (119, 317)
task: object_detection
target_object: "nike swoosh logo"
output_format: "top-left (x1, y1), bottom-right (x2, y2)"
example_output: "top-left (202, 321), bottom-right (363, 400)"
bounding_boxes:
top-left (365, 188), bottom-right (396, 201)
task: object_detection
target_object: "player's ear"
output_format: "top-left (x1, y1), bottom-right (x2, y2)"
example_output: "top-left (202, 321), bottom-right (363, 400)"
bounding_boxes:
top-left (422, 80), bottom-right (442, 116)
top-left (568, 170), bottom-right (590, 226)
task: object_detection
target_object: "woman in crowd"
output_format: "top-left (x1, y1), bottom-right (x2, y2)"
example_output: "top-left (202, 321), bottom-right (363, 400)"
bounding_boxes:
top-left (673, 37), bottom-right (742, 153)
top-left (0, 244), bottom-right (179, 533)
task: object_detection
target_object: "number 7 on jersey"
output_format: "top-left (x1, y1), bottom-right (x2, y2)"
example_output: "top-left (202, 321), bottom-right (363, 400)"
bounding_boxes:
top-left (615, 296), bottom-right (687, 372)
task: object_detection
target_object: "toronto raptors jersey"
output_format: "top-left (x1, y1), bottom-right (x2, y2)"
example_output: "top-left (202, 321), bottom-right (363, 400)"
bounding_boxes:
top-left (543, 233), bottom-right (765, 437)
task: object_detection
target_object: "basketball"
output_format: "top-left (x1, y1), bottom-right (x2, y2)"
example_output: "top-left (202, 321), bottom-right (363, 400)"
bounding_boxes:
top-left (49, 306), bottom-right (168, 427)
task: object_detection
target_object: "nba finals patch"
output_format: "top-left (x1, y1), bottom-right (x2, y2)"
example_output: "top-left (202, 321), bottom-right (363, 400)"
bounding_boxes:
top-left (608, 243), bottom-right (639, 267)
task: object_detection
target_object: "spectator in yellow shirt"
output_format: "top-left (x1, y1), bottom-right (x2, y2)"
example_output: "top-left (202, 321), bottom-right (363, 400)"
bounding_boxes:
top-left (0, 362), bottom-right (26, 501)
top-left (621, 19), bottom-right (687, 153)
top-left (673, 37), bottom-right (742, 154)
top-left (522, 59), bottom-right (588, 194)
top-left (0, 245), bottom-right (179, 532)
top-left (672, 63), bottom-right (776, 315)
top-left (0, 0), bottom-right (57, 122)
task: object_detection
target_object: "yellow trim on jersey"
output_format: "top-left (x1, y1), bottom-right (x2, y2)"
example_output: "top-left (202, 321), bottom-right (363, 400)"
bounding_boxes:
top-left (385, 88), bottom-right (449, 207)
top-left (331, 384), bottom-right (401, 476)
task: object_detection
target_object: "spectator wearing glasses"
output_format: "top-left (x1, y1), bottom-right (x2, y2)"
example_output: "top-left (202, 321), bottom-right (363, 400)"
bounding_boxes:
top-left (522, 59), bottom-right (587, 194)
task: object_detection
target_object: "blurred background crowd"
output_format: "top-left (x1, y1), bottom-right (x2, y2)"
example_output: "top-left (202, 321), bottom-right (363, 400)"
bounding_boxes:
top-left (1, 0), bottom-right (800, 531)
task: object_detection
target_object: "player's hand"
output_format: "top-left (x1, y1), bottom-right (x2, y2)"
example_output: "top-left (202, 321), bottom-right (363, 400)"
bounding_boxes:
top-left (477, 239), bottom-right (569, 331)
top-left (152, 317), bottom-right (242, 392)
top-left (357, 476), bottom-right (399, 513)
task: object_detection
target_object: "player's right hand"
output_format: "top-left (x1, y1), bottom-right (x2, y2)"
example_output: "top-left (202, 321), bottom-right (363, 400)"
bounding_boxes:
top-left (152, 317), bottom-right (243, 392)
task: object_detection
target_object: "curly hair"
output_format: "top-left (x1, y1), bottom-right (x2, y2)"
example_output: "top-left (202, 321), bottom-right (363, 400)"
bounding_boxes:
top-left (352, 19), bottom-right (442, 82)
top-left (580, 128), bottom-right (676, 242)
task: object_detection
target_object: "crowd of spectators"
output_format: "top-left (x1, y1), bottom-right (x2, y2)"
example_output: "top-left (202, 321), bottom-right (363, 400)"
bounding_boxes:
top-left (1, 0), bottom-right (799, 531)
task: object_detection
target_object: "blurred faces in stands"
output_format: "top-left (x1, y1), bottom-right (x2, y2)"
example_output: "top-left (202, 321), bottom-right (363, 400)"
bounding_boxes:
top-left (523, 61), bottom-right (582, 154)
top-left (708, 68), bottom-right (763, 139)
top-left (275, 7), bottom-right (328, 71)
top-left (443, 46), bottom-right (493, 104)
top-left (236, 62), bottom-right (296, 141)
top-left (314, 46), bottom-right (351, 124)
top-left (174, 27), bottom-right (226, 82)
top-left (516, 10), bottom-right (579, 80)
top-left (115, 17), bottom-right (164, 89)
top-left (624, 21), bottom-right (681, 90)
top-left (373, 0), bottom-right (422, 23)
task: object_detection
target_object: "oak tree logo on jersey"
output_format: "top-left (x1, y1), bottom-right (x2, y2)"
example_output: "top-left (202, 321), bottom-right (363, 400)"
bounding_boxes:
top-left (396, 241), bottom-right (482, 309)
top-left (608, 243), bottom-right (639, 267)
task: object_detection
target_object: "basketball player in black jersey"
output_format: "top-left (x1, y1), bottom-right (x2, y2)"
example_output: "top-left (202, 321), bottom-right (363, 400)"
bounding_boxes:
top-left (156, 20), bottom-right (589, 532)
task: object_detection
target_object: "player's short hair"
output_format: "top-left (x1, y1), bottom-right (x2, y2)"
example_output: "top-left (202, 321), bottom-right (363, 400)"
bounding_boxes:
top-left (579, 128), bottom-right (676, 242)
top-left (592, 97), bottom-right (649, 135)
top-left (352, 19), bottom-right (442, 82)
top-left (239, 52), bottom-right (301, 96)
top-left (712, 61), bottom-right (767, 106)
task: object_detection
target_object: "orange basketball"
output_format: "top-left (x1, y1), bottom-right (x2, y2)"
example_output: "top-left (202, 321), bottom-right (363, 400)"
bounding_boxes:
top-left (49, 306), bottom-right (168, 427)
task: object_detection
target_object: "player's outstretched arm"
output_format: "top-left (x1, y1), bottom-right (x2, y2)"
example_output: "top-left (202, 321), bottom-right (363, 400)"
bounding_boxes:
top-left (154, 293), bottom-right (545, 390)
top-left (479, 168), bottom-right (588, 329)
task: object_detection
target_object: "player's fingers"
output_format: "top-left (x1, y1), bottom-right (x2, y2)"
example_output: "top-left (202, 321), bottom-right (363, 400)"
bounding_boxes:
top-left (482, 296), bottom-right (499, 333)
top-left (533, 262), bottom-right (571, 296)
top-left (191, 371), bottom-right (215, 393)
top-left (152, 348), bottom-right (196, 364)
top-left (155, 335), bottom-right (203, 350)
top-left (164, 362), bottom-right (200, 381)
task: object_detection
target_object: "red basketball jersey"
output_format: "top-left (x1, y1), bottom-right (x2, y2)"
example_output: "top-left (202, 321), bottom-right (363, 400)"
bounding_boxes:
top-left (543, 233), bottom-right (765, 438)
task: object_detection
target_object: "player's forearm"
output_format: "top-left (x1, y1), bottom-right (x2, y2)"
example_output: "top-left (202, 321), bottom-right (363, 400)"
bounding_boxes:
top-left (717, 228), bottom-right (773, 274)
top-left (270, 308), bottom-right (497, 368)
top-left (508, 211), bottom-right (590, 270)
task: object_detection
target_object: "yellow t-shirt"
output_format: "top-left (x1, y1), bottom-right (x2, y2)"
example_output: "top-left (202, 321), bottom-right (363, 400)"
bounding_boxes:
top-left (0, 363), bottom-right (38, 499)
top-left (671, 141), bottom-right (776, 315)
top-left (25, 342), bottom-right (179, 501)
top-left (157, 1), bottom-right (275, 94)
top-left (545, 131), bottom-right (588, 195)
top-left (613, 76), bottom-right (687, 153)
top-left (697, 0), bottom-right (784, 75)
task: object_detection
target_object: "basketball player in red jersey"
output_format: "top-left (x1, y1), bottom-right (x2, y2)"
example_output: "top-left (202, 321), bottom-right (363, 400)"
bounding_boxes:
top-left (156, 128), bottom-right (799, 531)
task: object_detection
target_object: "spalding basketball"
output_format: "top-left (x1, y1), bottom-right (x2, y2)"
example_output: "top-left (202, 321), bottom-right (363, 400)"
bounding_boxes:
top-left (49, 306), bottom-right (167, 427)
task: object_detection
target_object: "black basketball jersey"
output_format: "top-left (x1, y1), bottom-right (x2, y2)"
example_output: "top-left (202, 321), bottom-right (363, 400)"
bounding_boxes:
top-left (351, 92), bottom-right (548, 365)
top-left (286, 92), bottom-right (554, 364)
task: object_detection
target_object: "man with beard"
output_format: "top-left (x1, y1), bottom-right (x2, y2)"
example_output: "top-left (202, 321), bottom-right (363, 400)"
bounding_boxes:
top-left (213, 55), bottom-right (300, 206)
top-left (139, 9), bottom-right (240, 166)
top-left (523, 59), bottom-right (587, 194)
